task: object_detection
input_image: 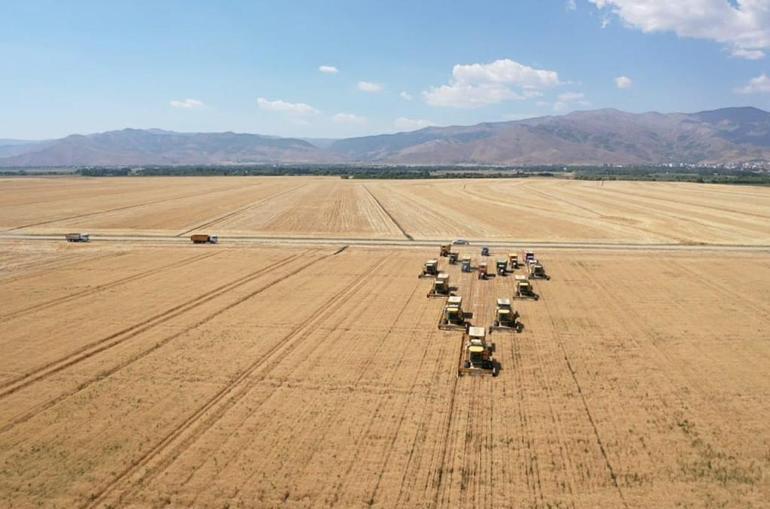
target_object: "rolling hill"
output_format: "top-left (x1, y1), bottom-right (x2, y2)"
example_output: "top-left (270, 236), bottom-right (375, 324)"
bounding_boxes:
top-left (2, 107), bottom-right (770, 167)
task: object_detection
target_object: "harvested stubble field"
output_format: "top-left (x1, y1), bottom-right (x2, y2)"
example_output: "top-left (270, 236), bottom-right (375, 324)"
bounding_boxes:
top-left (2, 176), bottom-right (770, 244)
top-left (0, 177), bottom-right (769, 508)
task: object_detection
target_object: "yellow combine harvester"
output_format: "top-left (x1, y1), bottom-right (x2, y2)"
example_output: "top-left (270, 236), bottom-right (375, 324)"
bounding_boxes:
top-left (514, 275), bottom-right (539, 300)
top-left (427, 272), bottom-right (451, 298)
top-left (439, 295), bottom-right (469, 330)
top-left (418, 259), bottom-right (439, 278)
top-left (489, 298), bottom-right (523, 333)
top-left (458, 326), bottom-right (499, 377)
top-left (528, 261), bottom-right (550, 280)
top-left (508, 253), bottom-right (519, 270)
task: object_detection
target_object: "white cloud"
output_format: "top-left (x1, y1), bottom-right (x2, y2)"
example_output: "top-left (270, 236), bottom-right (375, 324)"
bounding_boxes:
top-left (731, 48), bottom-right (765, 60)
top-left (399, 91), bottom-right (414, 101)
top-left (393, 117), bottom-right (436, 131)
top-left (615, 75), bottom-right (633, 88)
top-left (566, 0), bottom-right (577, 10)
top-left (170, 98), bottom-right (204, 109)
top-left (333, 112), bottom-right (367, 124)
top-left (589, 0), bottom-right (770, 59)
top-left (553, 92), bottom-right (590, 111)
top-left (735, 73), bottom-right (770, 94)
top-left (423, 58), bottom-right (561, 108)
top-left (319, 65), bottom-right (339, 74)
top-left (357, 81), bottom-right (383, 92)
top-left (257, 97), bottom-right (319, 115)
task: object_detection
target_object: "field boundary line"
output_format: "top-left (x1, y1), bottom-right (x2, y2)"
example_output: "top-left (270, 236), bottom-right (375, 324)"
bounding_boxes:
top-left (362, 184), bottom-right (414, 240)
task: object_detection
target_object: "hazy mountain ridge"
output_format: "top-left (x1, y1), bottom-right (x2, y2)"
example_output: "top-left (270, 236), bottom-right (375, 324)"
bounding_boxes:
top-left (332, 107), bottom-right (770, 165)
top-left (0, 129), bottom-right (338, 166)
top-left (2, 107), bottom-right (770, 167)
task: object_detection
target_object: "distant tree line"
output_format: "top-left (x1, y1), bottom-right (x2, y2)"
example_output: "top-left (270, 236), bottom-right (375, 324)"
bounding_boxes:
top-left (1, 163), bottom-right (766, 185)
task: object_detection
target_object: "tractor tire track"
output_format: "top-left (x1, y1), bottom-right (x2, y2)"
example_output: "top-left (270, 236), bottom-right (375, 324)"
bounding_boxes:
top-left (219, 258), bottom-right (400, 505)
top-left (0, 251), bottom-right (310, 426)
top-left (393, 305), bottom-right (454, 507)
top-left (668, 259), bottom-right (770, 321)
top-left (0, 250), bottom-right (128, 284)
top-left (543, 268), bottom-right (631, 508)
top-left (84, 253), bottom-right (387, 509)
top-left (329, 279), bottom-right (431, 504)
top-left (431, 270), bottom-right (476, 508)
top-left (0, 251), bottom-right (218, 321)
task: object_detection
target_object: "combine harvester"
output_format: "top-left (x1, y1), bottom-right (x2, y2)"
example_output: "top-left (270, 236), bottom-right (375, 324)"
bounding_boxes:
top-left (481, 246), bottom-right (489, 257)
top-left (524, 250), bottom-right (536, 265)
top-left (489, 298), bottom-right (523, 333)
top-left (515, 275), bottom-right (539, 300)
top-left (439, 244), bottom-right (451, 257)
top-left (461, 255), bottom-right (472, 273)
top-left (191, 234), bottom-right (219, 244)
top-left (528, 260), bottom-right (550, 280)
top-left (448, 252), bottom-right (459, 265)
top-left (478, 262), bottom-right (488, 280)
top-left (65, 233), bottom-right (90, 243)
top-left (458, 326), bottom-right (499, 377)
top-left (419, 259), bottom-right (439, 278)
top-left (438, 296), bottom-right (470, 330)
top-left (427, 273), bottom-right (451, 298)
top-left (496, 258), bottom-right (508, 276)
top-left (508, 253), bottom-right (519, 270)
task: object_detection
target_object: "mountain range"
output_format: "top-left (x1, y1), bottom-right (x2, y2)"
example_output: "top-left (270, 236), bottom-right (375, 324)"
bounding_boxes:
top-left (3, 107), bottom-right (770, 167)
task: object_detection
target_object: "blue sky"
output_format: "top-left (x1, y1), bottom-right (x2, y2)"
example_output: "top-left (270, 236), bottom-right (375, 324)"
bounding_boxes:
top-left (2, 0), bottom-right (770, 139)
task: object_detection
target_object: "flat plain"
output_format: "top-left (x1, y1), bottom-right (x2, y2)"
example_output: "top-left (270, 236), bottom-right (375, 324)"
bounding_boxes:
top-left (0, 176), bottom-right (769, 508)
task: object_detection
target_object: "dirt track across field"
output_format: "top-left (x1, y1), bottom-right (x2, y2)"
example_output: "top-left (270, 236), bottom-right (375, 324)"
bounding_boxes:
top-left (0, 176), bottom-right (769, 508)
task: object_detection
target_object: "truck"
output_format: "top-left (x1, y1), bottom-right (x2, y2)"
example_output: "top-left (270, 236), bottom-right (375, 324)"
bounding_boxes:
top-left (65, 233), bottom-right (90, 243)
top-left (191, 234), bottom-right (219, 244)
